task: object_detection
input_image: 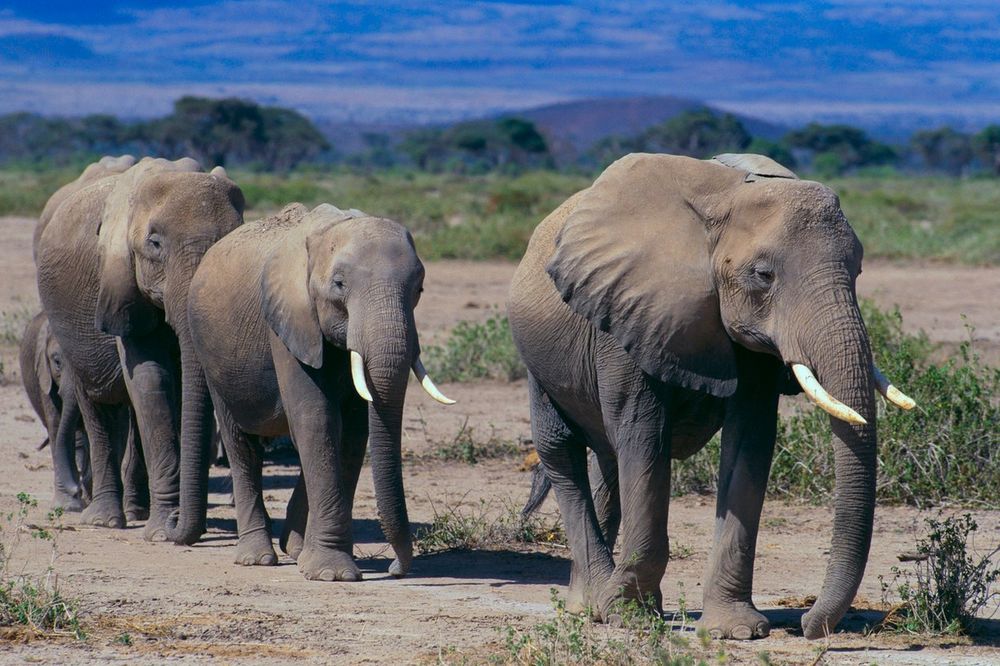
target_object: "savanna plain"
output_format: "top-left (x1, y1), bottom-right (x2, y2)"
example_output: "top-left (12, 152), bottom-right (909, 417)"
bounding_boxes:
top-left (0, 171), bottom-right (999, 664)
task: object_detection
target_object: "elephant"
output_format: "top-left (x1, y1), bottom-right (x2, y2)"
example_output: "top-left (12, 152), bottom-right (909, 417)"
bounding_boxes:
top-left (187, 203), bottom-right (453, 579)
top-left (507, 153), bottom-right (916, 640)
top-left (19, 311), bottom-right (92, 510)
top-left (35, 156), bottom-right (244, 543)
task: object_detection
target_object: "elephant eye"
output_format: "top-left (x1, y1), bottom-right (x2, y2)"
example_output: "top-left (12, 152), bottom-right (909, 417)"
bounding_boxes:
top-left (146, 234), bottom-right (163, 253)
top-left (333, 275), bottom-right (345, 290)
top-left (753, 267), bottom-right (775, 286)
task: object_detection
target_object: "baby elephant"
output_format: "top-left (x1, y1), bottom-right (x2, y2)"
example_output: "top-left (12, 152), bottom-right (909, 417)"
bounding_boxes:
top-left (188, 203), bottom-right (453, 581)
top-left (19, 311), bottom-right (91, 510)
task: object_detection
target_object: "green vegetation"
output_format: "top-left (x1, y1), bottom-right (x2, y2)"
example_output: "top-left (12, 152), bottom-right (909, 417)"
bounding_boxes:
top-left (3, 162), bottom-right (999, 264)
top-left (0, 97), bottom-right (327, 170)
top-left (423, 313), bottom-right (527, 382)
top-left (424, 419), bottom-right (522, 464)
top-left (877, 514), bottom-right (1000, 635)
top-left (833, 176), bottom-right (1000, 264)
top-left (0, 494), bottom-right (83, 639)
top-left (448, 590), bottom-right (736, 666)
top-left (400, 117), bottom-right (552, 173)
top-left (415, 498), bottom-right (566, 554)
top-left (674, 300), bottom-right (1000, 507)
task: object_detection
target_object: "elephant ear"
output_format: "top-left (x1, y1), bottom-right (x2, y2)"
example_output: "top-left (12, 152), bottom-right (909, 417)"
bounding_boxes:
top-left (710, 153), bottom-right (798, 181)
top-left (95, 157), bottom-right (200, 337)
top-left (34, 318), bottom-right (53, 395)
top-left (261, 204), bottom-right (324, 368)
top-left (547, 153), bottom-right (739, 397)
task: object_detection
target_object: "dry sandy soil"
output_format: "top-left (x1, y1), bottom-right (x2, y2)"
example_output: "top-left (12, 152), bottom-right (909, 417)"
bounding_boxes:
top-left (1, 215), bottom-right (998, 664)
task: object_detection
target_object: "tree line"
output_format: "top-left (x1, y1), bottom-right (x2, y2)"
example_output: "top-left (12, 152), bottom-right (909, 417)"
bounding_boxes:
top-left (1, 96), bottom-right (999, 176)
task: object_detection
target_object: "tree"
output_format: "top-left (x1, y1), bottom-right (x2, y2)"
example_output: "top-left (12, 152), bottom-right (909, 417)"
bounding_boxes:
top-left (973, 125), bottom-right (1000, 175)
top-left (637, 109), bottom-right (752, 158)
top-left (784, 123), bottom-right (896, 174)
top-left (910, 127), bottom-right (973, 176)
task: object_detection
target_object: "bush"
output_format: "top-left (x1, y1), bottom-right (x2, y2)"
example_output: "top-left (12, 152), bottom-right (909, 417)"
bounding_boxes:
top-left (423, 419), bottom-right (521, 464)
top-left (877, 514), bottom-right (1000, 635)
top-left (423, 313), bottom-right (526, 382)
top-left (414, 498), bottom-right (565, 555)
top-left (674, 300), bottom-right (1000, 507)
top-left (0, 494), bottom-right (83, 638)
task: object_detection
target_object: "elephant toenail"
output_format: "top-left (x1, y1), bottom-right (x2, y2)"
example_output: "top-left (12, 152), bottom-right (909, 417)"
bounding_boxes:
top-left (340, 569), bottom-right (361, 582)
top-left (317, 569), bottom-right (336, 581)
top-left (731, 624), bottom-right (752, 640)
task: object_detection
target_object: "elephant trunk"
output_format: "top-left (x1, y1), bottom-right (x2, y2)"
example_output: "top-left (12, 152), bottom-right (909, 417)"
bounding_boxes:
top-left (352, 285), bottom-right (416, 577)
top-left (798, 302), bottom-right (878, 639)
top-left (165, 281), bottom-right (214, 546)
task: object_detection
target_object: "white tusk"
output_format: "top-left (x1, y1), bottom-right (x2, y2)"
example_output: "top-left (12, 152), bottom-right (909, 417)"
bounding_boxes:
top-left (792, 363), bottom-right (868, 425)
top-left (412, 358), bottom-right (456, 405)
top-left (873, 366), bottom-right (917, 410)
top-left (350, 350), bottom-right (373, 402)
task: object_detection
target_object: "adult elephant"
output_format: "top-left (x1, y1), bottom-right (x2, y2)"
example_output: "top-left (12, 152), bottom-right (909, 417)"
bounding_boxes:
top-left (36, 157), bottom-right (244, 543)
top-left (507, 153), bottom-right (915, 640)
top-left (188, 203), bottom-right (453, 579)
top-left (19, 311), bottom-right (92, 510)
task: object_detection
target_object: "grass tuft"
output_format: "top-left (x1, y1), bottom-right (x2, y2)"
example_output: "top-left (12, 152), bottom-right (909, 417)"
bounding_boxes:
top-left (415, 497), bottom-right (566, 555)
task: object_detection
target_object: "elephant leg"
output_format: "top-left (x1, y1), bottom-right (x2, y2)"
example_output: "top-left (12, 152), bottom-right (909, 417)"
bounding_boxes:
top-left (700, 353), bottom-right (779, 641)
top-left (206, 385), bottom-right (275, 565)
top-left (50, 376), bottom-right (84, 512)
top-left (280, 470), bottom-right (307, 561)
top-left (529, 375), bottom-right (614, 614)
top-left (75, 428), bottom-right (92, 503)
top-left (283, 393), bottom-right (366, 564)
top-left (76, 393), bottom-right (127, 528)
top-left (589, 449), bottom-right (620, 551)
top-left (117, 334), bottom-right (181, 542)
top-left (121, 408), bottom-right (150, 522)
top-left (595, 361), bottom-right (670, 620)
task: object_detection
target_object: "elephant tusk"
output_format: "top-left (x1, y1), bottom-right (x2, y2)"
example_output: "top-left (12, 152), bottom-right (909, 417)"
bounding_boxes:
top-left (350, 350), bottom-right (373, 402)
top-left (872, 366), bottom-right (917, 410)
top-left (792, 363), bottom-right (868, 425)
top-left (412, 358), bottom-right (456, 405)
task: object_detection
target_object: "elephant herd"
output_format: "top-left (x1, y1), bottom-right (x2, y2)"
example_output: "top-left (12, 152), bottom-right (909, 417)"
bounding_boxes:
top-left (19, 152), bottom-right (916, 641)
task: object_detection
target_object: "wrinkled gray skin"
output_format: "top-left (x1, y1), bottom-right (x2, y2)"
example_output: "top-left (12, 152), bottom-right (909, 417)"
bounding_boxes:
top-left (19, 311), bottom-right (93, 510)
top-left (36, 157), bottom-right (243, 543)
top-left (189, 203), bottom-right (426, 580)
top-left (508, 153), bottom-right (878, 640)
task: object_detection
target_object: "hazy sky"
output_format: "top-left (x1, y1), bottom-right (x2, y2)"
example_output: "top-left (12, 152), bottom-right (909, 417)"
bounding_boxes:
top-left (2, 1), bottom-right (999, 128)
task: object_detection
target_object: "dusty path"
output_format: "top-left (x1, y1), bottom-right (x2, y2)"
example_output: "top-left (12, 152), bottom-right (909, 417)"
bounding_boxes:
top-left (1, 215), bottom-right (999, 664)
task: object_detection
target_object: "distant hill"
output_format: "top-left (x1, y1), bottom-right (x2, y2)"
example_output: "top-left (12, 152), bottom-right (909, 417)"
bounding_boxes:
top-left (512, 96), bottom-right (787, 163)
top-left (317, 95), bottom-right (787, 165)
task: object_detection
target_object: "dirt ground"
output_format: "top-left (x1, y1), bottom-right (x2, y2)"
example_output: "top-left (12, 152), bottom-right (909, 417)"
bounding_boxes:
top-left (1, 215), bottom-right (999, 664)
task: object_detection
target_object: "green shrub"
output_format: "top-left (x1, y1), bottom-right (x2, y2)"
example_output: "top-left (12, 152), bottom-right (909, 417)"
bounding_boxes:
top-left (877, 514), bottom-right (1000, 635)
top-left (425, 419), bottom-right (521, 464)
top-left (415, 498), bottom-right (565, 555)
top-left (674, 300), bottom-right (1000, 507)
top-left (0, 494), bottom-right (83, 638)
top-left (423, 314), bottom-right (526, 382)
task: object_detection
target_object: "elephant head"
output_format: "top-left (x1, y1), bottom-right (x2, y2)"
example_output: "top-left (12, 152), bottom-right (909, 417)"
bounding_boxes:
top-left (34, 154), bottom-right (137, 259)
top-left (96, 156), bottom-right (245, 544)
top-left (261, 204), bottom-right (452, 576)
top-left (547, 152), bottom-right (914, 638)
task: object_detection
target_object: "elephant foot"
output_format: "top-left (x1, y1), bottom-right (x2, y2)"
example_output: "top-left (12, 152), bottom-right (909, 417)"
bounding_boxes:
top-left (281, 528), bottom-right (304, 562)
top-left (142, 505), bottom-right (177, 541)
top-left (235, 530), bottom-right (278, 566)
top-left (79, 494), bottom-right (126, 529)
top-left (124, 496), bottom-right (150, 523)
top-left (52, 489), bottom-right (86, 513)
top-left (298, 546), bottom-right (361, 582)
top-left (597, 576), bottom-right (663, 623)
top-left (700, 601), bottom-right (770, 640)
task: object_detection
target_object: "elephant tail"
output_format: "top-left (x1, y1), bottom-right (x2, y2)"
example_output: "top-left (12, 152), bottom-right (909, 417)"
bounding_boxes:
top-left (521, 459), bottom-right (552, 519)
